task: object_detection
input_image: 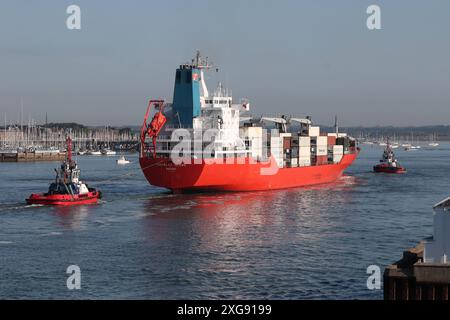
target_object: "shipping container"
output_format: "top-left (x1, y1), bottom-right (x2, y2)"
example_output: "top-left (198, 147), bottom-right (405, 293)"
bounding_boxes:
top-left (336, 137), bottom-right (350, 149)
top-left (271, 137), bottom-right (283, 150)
top-left (308, 126), bottom-right (320, 137)
top-left (291, 158), bottom-right (298, 167)
top-left (316, 146), bottom-right (327, 156)
top-left (317, 136), bottom-right (327, 146)
top-left (333, 145), bottom-right (344, 154)
top-left (327, 133), bottom-right (337, 137)
top-left (280, 133), bottom-right (292, 138)
top-left (298, 157), bottom-right (311, 167)
top-left (327, 135), bottom-right (336, 146)
top-left (298, 136), bottom-right (310, 147)
top-left (283, 137), bottom-right (291, 150)
top-left (240, 126), bottom-right (263, 139)
top-left (299, 146), bottom-right (311, 158)
top-left (315, 155), bottom-right (328, 165)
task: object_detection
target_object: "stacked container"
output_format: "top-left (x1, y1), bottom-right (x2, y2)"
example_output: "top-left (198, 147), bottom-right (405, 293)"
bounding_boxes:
top-left (270, 135), bottom-right (284, 168)
top-left (336, 137), bottom-right (350, 153)
top-left (315, 136), bottom-right (328, 165)
top-left (298, 136), bottom-right (311, 166)
top-left (240, 126), bottom-right (263, 159)
top-left (269, 128), bottom-right (349, 168)
top-left (280, 133), bottom-right (292, 167)
top-left (327, 133), bottom-right (337, 146)
top-left (327, 133), bottom-right (337, 163)
top-left (308, 126), bottom-right (320, 137)
top-left (332, 145), bottom-right (344, 163)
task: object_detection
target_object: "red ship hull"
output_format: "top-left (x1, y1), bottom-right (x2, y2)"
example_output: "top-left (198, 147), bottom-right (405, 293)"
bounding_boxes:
top-left (140, 152), bottom-right (358, 192)
top-left (373, 164), bottom-right (406, 174)
top-left (26, 191), bottom-right (101, 206)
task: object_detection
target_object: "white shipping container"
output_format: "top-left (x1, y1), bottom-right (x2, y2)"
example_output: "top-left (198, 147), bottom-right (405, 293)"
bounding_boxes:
top-left (337, 133), bottom-right (347, 137)
top-left (271, 152), bottom-right (283, 158)
top-left (247, 126), bottom-right (263, 138)
top-left (317, 146), bottom-right (327, 156)
top-left (271, 137), bottom-right (283, 145)
top-left (280, 133), bottom-right (292, 138)
top-left (298, 136), bottom-right (311, 147)
top-left (317, 136), bottom-right (327, 146)
top-left (298, 158), bottom-right (311, 167)
top-left (299, 147), bottom-right (311, 157)
top-left (308, 126), bottom-right (320, 137)
top-left (271, 139), bottom-right (283, 145)
top-left (327, 133), bottom-right (337, 137)
top-left (291, 158), bottom-right (298, 167)
top-left (333, 145), bottom-right (344, 155)
top-left (271, 150), bottom-right (282, 155)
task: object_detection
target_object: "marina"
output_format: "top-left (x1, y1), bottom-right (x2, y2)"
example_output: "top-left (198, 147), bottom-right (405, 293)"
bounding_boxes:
top-left (0, 122), bottom-right (139, 160)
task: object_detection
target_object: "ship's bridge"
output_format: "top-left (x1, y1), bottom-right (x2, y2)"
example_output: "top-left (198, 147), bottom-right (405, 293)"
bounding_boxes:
top-left (151, 51), bottom-right (260, 160)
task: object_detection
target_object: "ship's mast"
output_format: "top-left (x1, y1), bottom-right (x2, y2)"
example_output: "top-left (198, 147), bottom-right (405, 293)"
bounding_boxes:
top-left (190, 51), bottom-right (216, 100)
top-left (191, 50), bottom-right (214, 70)
top-left (334, 115), bottom-right (339, 135)
top-left (67, 136), bottom-right (72, 163)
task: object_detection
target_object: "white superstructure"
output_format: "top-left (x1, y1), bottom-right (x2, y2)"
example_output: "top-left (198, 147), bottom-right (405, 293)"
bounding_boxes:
top-left (148, 52), bottom-right (356, 168)
top-left (424, 197), bottom-right (450, 264)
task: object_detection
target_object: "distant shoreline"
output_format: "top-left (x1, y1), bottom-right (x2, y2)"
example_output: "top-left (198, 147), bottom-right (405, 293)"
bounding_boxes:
top-left (2, 123), bottom-right (450, 141)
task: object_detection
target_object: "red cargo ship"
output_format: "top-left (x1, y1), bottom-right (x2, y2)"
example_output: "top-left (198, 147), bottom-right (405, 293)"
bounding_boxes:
top-left (139, 52), bottom-right (359, 192)
top-left (26, 137), bottom-right (101, 205)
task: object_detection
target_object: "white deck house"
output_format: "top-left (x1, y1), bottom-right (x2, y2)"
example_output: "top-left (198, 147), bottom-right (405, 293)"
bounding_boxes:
top-left (424, 197), bottom-right (450, 264)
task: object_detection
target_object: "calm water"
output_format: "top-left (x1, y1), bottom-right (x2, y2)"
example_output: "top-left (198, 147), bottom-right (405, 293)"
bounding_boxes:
top-left (1, 144), bottom-right (449, 299)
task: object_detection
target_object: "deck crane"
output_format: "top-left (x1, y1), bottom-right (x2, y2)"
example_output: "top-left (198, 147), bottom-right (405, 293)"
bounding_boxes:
top-left (289, 116), bottom-right (312, 136)
top-left (261, 116), bottom-right (289, 133)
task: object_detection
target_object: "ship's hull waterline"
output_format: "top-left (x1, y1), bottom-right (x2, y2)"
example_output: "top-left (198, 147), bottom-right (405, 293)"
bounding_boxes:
top-left (140, 152), bottom-right (358, 193)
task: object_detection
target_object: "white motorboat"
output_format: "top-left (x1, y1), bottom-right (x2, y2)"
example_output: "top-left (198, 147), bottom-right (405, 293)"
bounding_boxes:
top-left (88, 150), bottom-right (102, 155)
top-left (101, 149), bottom-right (116, 156)
top-left (117, 156), bottom-right (130, 165)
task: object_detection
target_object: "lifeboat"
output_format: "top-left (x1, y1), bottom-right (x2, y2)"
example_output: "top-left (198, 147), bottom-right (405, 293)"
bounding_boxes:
top-left (26, 137), bottom-right (102, 206)
top-left (373, 139), bottom-right (406, 174)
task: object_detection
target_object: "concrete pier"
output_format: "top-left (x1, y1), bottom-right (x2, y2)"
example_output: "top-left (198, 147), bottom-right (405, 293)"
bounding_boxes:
top-left (0, 151), bottom-right (66, 162)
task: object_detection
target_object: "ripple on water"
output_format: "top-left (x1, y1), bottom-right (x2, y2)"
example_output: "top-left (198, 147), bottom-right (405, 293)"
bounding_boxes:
top-left (1, 146), bottom-right (450, 299)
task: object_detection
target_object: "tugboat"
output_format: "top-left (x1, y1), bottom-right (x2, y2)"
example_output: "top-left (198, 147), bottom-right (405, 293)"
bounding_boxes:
top-left (374, 139), bottom-right (406, 174)
top-left (26, 137), bottom-right (102, 205)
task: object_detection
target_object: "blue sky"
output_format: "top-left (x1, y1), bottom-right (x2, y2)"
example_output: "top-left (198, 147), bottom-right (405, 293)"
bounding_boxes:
top-left (0, 0), bottom-right (449, 126)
